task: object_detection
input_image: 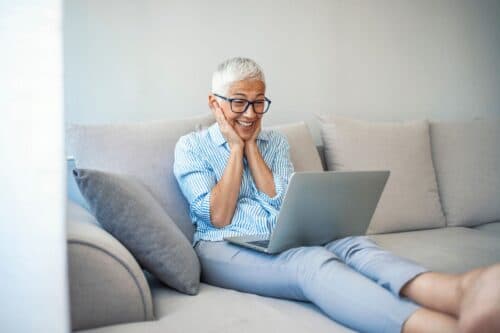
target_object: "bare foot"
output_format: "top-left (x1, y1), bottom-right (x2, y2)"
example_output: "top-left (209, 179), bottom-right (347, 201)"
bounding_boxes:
top-left (458, 264), bottom-right (500, 333)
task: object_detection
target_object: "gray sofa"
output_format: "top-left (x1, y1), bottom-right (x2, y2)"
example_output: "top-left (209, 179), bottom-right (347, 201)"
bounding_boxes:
top-left (66, 114), bottom-right (500, 333)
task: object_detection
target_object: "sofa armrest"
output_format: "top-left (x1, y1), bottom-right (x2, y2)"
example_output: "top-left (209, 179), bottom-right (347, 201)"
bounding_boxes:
top-left (66, 201), bottom-right (154, 331)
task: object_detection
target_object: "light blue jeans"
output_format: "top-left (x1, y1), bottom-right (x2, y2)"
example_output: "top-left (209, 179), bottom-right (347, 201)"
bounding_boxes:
top-left (194, 236), bottom-right (428, 333)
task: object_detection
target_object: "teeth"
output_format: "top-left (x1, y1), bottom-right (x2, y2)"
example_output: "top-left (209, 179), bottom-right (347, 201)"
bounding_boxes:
top-left (237, 120), bottom-right (253, 127)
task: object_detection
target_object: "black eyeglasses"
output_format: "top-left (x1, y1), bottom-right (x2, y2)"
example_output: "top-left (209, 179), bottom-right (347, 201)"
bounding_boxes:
top-left (213, 93), bottom-right (272, 114)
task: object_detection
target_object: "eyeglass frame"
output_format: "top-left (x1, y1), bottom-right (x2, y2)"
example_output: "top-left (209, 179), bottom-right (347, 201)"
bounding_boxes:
top-left (213, 93), bottom-right (272, 114)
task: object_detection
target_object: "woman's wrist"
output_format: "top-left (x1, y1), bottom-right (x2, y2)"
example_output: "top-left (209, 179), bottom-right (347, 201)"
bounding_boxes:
top-left (230, 142), bottom-right (245, 154)
top-left (244, 141), bottom-right (258, 154)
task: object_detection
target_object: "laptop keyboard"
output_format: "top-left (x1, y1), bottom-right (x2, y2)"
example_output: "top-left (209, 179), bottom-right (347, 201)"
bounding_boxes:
top-left (248, 239), bottom-right (270, 248)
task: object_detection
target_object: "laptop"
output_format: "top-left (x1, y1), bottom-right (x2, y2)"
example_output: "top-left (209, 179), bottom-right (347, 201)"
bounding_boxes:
top-left (223, 170), bottom-right (389, 254)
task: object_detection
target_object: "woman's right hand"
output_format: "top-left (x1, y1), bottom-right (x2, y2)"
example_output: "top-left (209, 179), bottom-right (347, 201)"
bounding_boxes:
top-left (213, 107), bottom-right (244, 150)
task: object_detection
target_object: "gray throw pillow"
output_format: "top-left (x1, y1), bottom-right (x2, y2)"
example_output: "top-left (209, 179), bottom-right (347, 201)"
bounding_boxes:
top-left (73, 168), bottom-right (200, 295)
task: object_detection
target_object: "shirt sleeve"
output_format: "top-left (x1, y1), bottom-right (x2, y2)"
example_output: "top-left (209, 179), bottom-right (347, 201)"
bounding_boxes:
top-left (173, 135), bottom-right (216, 226)
top-left (253, 132), bottom-right (294, 209)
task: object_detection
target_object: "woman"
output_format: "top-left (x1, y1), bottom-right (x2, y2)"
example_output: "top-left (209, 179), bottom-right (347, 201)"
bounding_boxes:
top-left (174, 57), bottom-right (500, 333)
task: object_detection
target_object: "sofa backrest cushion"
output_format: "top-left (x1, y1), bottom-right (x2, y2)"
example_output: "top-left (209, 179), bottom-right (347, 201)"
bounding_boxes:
top-left (66, 114), bottom-right (215, 241)
top-left (269, 122), bottom-right (324, 172)
top-left (320, 116), bottom-right (446, 234)
top-left (430, 118), bottom-right (500, 227)
top-left (67, 116), bottom-right (321, 243)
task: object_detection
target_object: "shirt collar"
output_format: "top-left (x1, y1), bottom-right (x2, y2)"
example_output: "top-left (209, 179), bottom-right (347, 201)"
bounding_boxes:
top-left (208, 122), bottom-right (270, 146)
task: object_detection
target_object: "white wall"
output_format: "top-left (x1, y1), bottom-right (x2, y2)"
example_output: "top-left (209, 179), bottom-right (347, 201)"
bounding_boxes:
top-left (64, 0), bottom-right (500, 143)
top-left (0, 1), bottom-right (69, 332)
top-left (333, 0), bottom-right (500, 122)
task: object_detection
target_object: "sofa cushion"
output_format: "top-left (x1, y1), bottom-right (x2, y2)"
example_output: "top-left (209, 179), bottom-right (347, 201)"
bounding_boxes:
top-left (67, 201), bottom-right (154, 330)
top-left (473, 222), bottom-right (500, 237)
top-left (77, 280), bottom-right (354, 333)
top-left (66, 116), bottom-right (321, 242)
top-left (430, 118), bottom-right (500, 227)
top-left (269, 122), bottom-right (324, 172)
top-left (66, 114), bottom-right (215, 242)
top-left (369, 227), bottom-right (500, 273)
top-left (320, 116), bottom-right (446, 234)
top-left (73, 168), bottom-right (200, 295)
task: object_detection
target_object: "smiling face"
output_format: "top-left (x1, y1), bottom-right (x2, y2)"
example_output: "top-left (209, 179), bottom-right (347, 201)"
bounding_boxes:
top-left (209, 79), bottom-right (266, 141)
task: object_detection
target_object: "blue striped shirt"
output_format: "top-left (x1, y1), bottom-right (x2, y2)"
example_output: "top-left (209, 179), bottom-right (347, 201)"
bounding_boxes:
top-left (173, 122), bottom-right (294, 246)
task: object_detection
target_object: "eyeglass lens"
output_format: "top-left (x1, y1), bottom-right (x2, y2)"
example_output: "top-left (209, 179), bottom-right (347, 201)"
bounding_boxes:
top-left (231, 99), bottom-right (269, 114)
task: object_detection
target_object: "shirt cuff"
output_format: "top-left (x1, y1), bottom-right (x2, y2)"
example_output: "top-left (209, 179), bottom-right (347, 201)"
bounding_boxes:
top-left (254, 173), bottom-right (287, 208)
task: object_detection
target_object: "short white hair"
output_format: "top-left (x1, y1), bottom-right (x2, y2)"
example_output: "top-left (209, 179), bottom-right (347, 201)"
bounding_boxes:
top-left (211, 57), bottom-right (266, 95)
